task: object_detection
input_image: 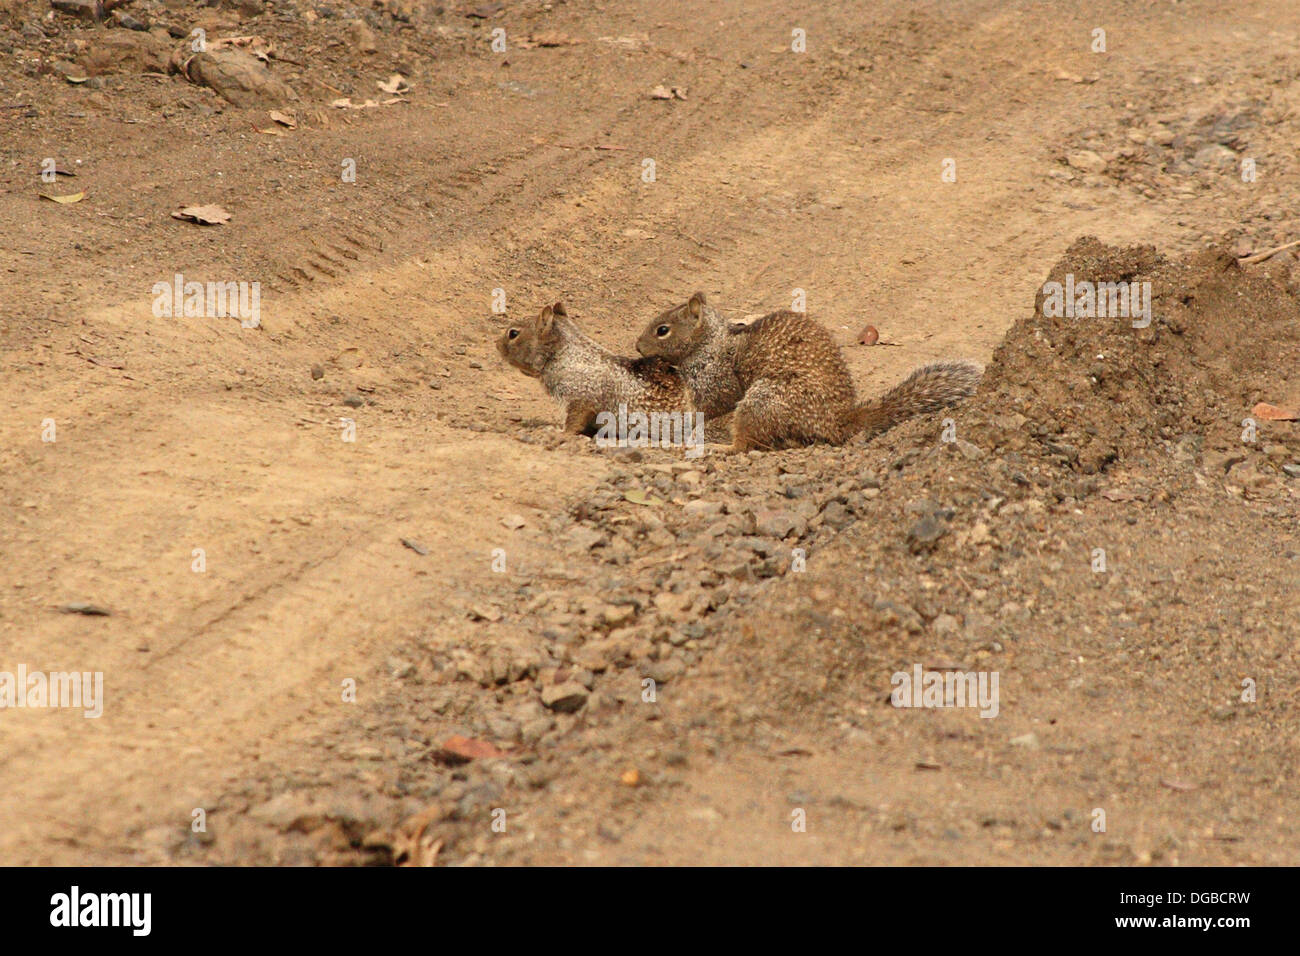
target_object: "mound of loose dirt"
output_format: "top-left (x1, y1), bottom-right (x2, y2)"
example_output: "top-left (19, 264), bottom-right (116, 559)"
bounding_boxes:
top-left (727, 237), bottom-right (1300, 722)
top-left (969, 236), bottom-right (1300, 477)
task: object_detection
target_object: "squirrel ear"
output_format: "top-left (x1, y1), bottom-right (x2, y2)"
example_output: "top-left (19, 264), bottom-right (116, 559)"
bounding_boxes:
top-left (687, 292), bottom-right (706, 318)
top-left (538, 304), bottom-right (555, 333)
top-left (551, 301), bottom-right (567, 317)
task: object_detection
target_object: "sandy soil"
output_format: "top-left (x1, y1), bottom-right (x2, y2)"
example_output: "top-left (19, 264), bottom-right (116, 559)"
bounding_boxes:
top-left (0, 0), bottom-right (1297, 865)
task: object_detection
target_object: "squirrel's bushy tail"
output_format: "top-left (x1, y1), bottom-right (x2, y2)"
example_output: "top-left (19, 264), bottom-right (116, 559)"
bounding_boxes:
top-left (846, 360), bottom-right (983, 441)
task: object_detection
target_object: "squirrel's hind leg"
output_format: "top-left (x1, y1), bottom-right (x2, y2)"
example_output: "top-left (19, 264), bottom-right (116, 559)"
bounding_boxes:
top-left (563, 401), bottom-right (601, 436)
top-left (730, 380), bottom-right (797, 452)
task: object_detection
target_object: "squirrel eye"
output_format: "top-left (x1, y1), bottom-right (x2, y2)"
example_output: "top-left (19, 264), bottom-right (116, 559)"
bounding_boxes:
top-left (656, 325), bottom-right (670, 337)
top-left (507, 329), bottom-right (520, 339)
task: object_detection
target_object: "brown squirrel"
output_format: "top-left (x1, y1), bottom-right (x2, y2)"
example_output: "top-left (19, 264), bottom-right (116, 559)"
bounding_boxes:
top-left (498, 302), bottom-right (731, 441)
top-left (635, 292), bottom-right (982, 452)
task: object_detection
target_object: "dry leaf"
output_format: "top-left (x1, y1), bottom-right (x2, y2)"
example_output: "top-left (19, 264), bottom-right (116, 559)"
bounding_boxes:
top-left (171, 204), bottom-right (231, 225)
top-left (39, 191), bottom-right (85, 204)
top-left (623, 489), bottom-right (663, 507)
top-left (268, 109), bottom-right (296, 128)
top-left (436, 735), bottom-right (505, 763)
top-left (376, 74), bottom-right (409, 94)
top-left (1252, 401), bottom-right (1299, 421)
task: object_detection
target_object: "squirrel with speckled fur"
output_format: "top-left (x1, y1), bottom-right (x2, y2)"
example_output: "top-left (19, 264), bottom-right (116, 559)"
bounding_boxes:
top-left (636, 292), bottom-right (982, 452)
top-left (498, 301), bottom-right (731, 441)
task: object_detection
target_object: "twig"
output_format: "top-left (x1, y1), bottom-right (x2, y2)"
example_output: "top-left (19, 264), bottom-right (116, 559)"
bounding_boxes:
top-left (1239, 239), bottom-right (1300, 265)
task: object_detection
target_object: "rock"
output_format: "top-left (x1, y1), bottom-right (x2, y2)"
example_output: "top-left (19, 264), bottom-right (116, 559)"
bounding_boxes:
top-left (342, 394), bottom-right (364, 407)
top-left (1192, 143), bottom-right (1238, 171)
top-left (712, 548), bottom-right (754, 580)
top-left (310, 364), bottom-right (325, 380)
top-left (175, 49), bottom-right (298, 108)
top-left (683, 499), bottom-right (724, 518)
top-left (643, 657), bottom-right (685, 684)
top-left (113, 11), bottom-right (148, 30)
top-left (1282, 464), bottom-right (1300, 479)
top-left (51, 0), bottom-right (101, 22)
top-left (563, 524), bottom-right (606, 550)
top-left (820, 499), bottom-right (854, 530)
top-left (347, 19), bottom-right (378, 54)
top-left (1065, 149), bottom-right (1107, 174)
top-left (932, 613), bottom-right (960, 637)
top-left (541, 682), bottom-right (588, 713)
top-left (573, 634), bottom-right (630, 671)
top-left (500, 514), bottom-right (526, 530)
top-left (652, 590), bottom-right (694, 620)
top-left (78, 31), bottom-right (170, 75)
top-left (907, 516), bottom-right (947, 553)
top-left (519, 716), bottom-right (555, 745)
top-left (599, 604), bottom-right (636, 627)
top-left (754, 509), bottom-right (805, 539)
top-left (58, 602), bottom-right (111, 616)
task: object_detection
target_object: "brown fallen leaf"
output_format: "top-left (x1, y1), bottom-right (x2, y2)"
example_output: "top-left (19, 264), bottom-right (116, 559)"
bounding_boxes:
top-left (40, 191), bottom-right (85, 204)
top-left (269, 109), bottom-right (296, 128)
top-left (623, 488), bottom-right (663, 507)
top-left (436, 735), bottom-right (505, 763)
top-left (1252, 401), bottom-right (1299, 421)
top-left (172, 204), bottom-right (231, 225)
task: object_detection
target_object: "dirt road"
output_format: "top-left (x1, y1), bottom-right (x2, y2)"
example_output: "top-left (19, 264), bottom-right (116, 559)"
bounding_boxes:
top-left (1, 0), bottom-right (1297, 865)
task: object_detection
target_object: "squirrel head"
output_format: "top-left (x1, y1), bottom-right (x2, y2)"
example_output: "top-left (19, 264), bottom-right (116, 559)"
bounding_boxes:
top-left (497, 302), bottom-right (568, 377)
top-left (636, 292), bottom-right (711, 362)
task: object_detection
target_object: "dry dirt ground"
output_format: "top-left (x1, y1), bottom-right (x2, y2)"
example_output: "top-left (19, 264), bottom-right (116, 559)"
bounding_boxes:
top-left (1, 0), bottom-right (1298, 866)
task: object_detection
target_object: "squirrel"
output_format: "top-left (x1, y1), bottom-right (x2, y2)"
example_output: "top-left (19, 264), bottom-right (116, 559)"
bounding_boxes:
top-left (497, 301), bottom-right (731, 441)
top-left (635, 292), bottom-right (982, 452)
